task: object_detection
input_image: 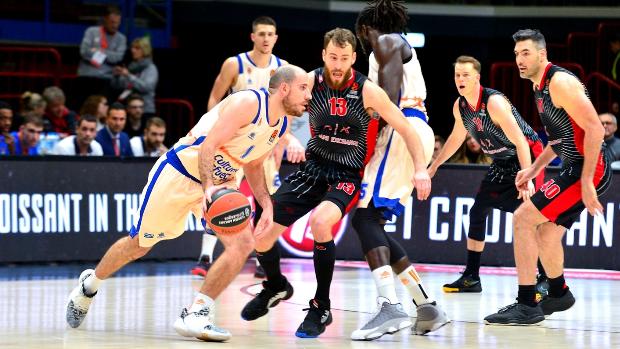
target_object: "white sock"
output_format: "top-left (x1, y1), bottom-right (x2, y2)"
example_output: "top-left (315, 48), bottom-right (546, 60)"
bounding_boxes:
top-left (188, 292), bottom-right (215, 313)
top-left (371, 265), bottom-right (399, 304)
top-left (200, 232), bottom-right (218, 258)
top-left (83, 273), bottom-right (102, 295)
top-left (398, 265), bottom-right (433, 306)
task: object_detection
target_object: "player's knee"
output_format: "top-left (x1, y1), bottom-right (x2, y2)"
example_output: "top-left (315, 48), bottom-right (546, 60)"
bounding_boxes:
top-left (309, 215), bottom-right (335, 241)
top-left (352, 209), bottom-right (388, 254)
top-left (467, 223), bottom-right (486, 242)
top-left (514, 203), bottom-right (535, 228)
top-left (122, 236), bottom-right (150, 261)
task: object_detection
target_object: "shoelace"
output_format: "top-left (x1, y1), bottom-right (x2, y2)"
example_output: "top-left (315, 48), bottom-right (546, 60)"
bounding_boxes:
top-left (70, 304), bottom-right (85, 319)
top-left (497, 303), bottom-right (519, 313)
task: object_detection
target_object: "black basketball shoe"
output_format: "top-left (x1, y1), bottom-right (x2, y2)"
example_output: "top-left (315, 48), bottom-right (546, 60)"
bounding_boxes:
top-left (295, 299), bottom-right (333, 338)
top-left (241, 279), bottom-right (294, 321)
top-left (539, 289), bottom-right (575, 316)
top-left (443, 274), bottom-right (482, 293)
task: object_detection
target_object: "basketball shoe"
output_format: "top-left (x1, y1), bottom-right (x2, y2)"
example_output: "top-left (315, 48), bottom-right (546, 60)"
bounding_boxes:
top-left (295, 299), bottom-right (332, 338)
top-left (443, 273), bottom-right (482, 293)
top-left (241, 278), bottom-right (294, 320)
top-left (539, 289), bottom-right (575, 316)
top-left (413, 302), bottom-right (450, 335)
top-left (173, 304), bottom-right (231, 342)
top-left (190, 255), bottom-right (211, 277)
top-left (535, 274), bottom-right (549, 301)
top-left (351, 297), bottom-right (412, 341)
top-left (254, 264), bottom-right (266, 278)
top-left (66, 269), bottom-right (97, 328)
top-left (484, 302), bottom-right (545, 325)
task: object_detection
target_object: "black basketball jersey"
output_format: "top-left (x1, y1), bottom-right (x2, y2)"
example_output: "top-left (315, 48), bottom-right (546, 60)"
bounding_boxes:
top-left (458, 86), bottom-right (539, 160)
top-left (534, 64), bottom-right (591, 164)
top-left (306, 68), bottom-right (379, 170)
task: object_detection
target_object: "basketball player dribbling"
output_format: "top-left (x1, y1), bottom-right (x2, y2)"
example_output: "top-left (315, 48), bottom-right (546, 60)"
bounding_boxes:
top-left (65, 65), bottom-right (310, 342)
top-left (350, 0), bottom-right (448, 340)
top-left (194, 16), bottom-right (306, 278)
top-left (240, 28), bottom-right (432, 339)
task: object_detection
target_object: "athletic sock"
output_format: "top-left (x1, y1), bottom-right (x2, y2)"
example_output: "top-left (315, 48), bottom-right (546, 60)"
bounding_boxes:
top-left (83, 273), bottom-right (102, 296)
top-left (313, 240), bottom-right (336, 304)
top-left (189, 292), bottom-right (214, 312)
top-left (517, 285), bottom-right (538, 307)
top-left (256, 245), bottom-right (285, 290)
top-left (200, 232), bottom-right (218, 259)
top-left (371, 265), bottom-right (399, 304)
top-left (463, 250), bottom-right (482, 279)
top-left (548, 274), bottom-right (568, 298)
top-left (398, 265), bottom-right (433, 306)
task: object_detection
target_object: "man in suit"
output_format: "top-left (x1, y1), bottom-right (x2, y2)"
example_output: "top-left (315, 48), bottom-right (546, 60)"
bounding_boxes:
top-left (96, 102), bottom-right (133, 156)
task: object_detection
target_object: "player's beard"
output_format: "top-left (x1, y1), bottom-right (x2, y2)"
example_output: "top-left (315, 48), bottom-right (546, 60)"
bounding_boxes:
top-left (324, 66), bottom-right (352, 90)
top-left (283, 96), bottom-right (304, 117)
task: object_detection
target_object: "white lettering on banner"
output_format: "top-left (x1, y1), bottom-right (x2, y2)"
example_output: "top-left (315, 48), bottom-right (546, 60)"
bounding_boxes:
top-left (429, 197), bottom-right (450, 241)
top-left (88, 194), bottom-right (108, 232)
top-left (0, 193), bottom-right (83, 234)
top-left (0, 194), bottom-right (9, 233)
top-left (566, 211), bottom-right (588, 246)
top-left (593, 203), bottom-right (614, 247)
top-left (18, 194), bottom-right (30, 233)
top-left (454, 197), bottom-right (474, 241)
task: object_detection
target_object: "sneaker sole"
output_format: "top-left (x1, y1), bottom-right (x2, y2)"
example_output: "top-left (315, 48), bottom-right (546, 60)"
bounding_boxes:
top-left (543, 299), bottom-right (575, 317)
top-left (196, 333), bottom-right (231, 342)
top-left (352, 319), bottom-right (413, 341)
top-left (442, 286), bottom-right (482, 293)
top-left (483, 317), bottom-right (545, 326)
top-left (413, 318), bottom-right (451, 335)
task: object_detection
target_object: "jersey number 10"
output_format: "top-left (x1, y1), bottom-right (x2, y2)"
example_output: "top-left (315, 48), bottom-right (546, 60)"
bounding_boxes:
top-left (329, 97), bottom-right (348, 117)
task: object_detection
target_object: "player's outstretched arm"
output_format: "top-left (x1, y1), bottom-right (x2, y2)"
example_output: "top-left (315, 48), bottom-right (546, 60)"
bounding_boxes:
top-left (207, 57), bottom-right (239, 111)
top-left (428, 100), bottom-right (468, 177)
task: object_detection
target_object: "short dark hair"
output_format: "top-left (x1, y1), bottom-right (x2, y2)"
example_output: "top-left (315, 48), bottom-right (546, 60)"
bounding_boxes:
top-left (146, 117), bottom-right (166, 129)
top-left (512, 29), bottom-right (546, 50)
top-left (78, 114), bottom-right (98, 126)
top-left (23, 115), bottom-right (44, 128)
top-left (252, 16), bottom-right (276, 32)
top-left (126, 94), bottom-right (144, 106)
top-left (356, 0), bottom-right (409, 35)
top-left (454, 55), bottom-right (482, 74)
top-left (105, 5), bottom-right (121, 17)
top-left (108, 102), bottom-right (126, 114)
top-left (0, 101), bottom-right (11, 111)
top-left (324, 28), bottom-right (357, 51)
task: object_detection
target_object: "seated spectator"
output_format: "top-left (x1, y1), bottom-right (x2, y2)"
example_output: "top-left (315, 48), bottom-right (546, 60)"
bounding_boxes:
top-left (600, 112), bottom-right (620, 163)
top-left (42, 86), bottom-right (78, 137)
top-left (449, 135), bottom-right (492, 164)
top-left (80, 95), bottom-right (108, 131)
top-left (433, 135), bottom-right (445, 162)
top-left (0, 101), bottom-right (15, 155)
top-left (51, 115), bottom-right (103, 156)
top-left (123, 94), bottom-right (146, 138)
top-left (14, 91), bottom-right (47, 131)
top-left (130, 117), bottom-right (168, 157)
top-left (7, 115), bottom-right (44, 156)
top-left (95, 102), bottom-right (133, 157)
top-left (112, 37), bottom-right (158, 117)
top-left (77, 5), bottom-right (126, 103)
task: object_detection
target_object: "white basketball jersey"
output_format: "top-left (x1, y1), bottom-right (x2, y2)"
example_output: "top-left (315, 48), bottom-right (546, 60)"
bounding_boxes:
top-left (368, 36), bottom-right (427, 113)
top-left (231, 52), bottom-right (283, 92)
top-left (173, 89), bottom-right (288, 184)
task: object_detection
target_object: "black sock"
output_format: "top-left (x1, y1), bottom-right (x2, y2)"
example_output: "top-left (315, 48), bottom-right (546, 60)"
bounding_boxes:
top-left (256, 245), bottom-right (285, 290)
top-left (313, 240), bottom-right (336, 305)
top-left (537, 260), bottom-right (547, 279)
top-left (463, 250), bottom-right (482, 279)
top-left (517, 285), bottom-right (538, 307)
top-left (548, 274), bottom-right (568, 298)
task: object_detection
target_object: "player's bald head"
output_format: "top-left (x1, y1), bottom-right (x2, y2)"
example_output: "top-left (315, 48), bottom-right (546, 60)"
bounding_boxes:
top-left (269, 65), bottom-right (306, 90)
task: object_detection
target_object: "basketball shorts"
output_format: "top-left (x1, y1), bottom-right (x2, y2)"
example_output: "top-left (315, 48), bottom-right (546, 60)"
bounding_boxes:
top-left (358, 108), bottom-right (434, 219)
top-left (272, 159), bottom-right (362, 227)
top-left (129, 156), bottom-right (206, 247)
top-left (531, 154), bottom-right (611, 228)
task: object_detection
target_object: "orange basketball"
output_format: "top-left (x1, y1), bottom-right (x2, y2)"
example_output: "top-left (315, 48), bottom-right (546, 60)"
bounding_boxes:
top-left (204, 188), bottom-right (252, 234)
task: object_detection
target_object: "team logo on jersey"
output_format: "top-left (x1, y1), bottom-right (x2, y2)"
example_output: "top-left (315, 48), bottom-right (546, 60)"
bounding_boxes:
top-left (268, 130), bottom-right (278, 144)
top-left (248, 132), bottom-right (256, 140)
top-left (270, 69), bottom-right (276, 76)
top-left (473, 117), bottom-right (484, 132)
top-left (536, 98), bottom-right (544, 113)
top-left (279, 210), bottom-right (349, 257)
top-left (479, 103), bottom-right (486, 116)
top-left (352, 82), bottom-right (359, 91)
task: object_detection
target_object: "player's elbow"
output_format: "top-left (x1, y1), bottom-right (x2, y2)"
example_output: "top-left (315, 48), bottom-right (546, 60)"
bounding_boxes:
top-left (585, 121), bottom-right (605, 141)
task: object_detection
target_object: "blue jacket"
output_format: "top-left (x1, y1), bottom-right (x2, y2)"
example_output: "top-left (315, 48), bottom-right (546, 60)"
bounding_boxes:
top-left (95, 128), bottom-right (134, 157)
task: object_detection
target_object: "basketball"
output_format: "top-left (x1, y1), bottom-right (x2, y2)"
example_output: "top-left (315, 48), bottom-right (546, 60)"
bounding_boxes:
top-left (204, 188), bottom-right (252, 234)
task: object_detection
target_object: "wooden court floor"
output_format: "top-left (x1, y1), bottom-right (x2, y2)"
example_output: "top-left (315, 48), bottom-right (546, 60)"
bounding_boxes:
top-left (0, 259), bottom-right (619, 349)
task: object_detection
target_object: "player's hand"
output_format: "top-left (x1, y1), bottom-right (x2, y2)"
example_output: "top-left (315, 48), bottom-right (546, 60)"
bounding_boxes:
top-left (427, 164), bottom-right (438, 179)
top-left (202, 183), bottom-right (237, 213)
top-left (253, 207), bottom-right (274, 241)
top-left (412, 170), bottom-right (432, 200)
top-left (517, 180), bottom-right (536, 201)
top-left (515, 166), bottom-right (538, 191)
top-left (286, 136), bottom-right (306, 163)
top-left (582, 181), bottom-right (603, 216)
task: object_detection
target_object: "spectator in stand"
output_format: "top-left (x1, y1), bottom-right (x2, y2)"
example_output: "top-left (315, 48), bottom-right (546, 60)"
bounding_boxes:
top-left (449, 135), bottom-right (492, 164)
top-left (80, 95), bottom-right (109, 131)
top-left (95, 102), bottom-right (133, 157)
top-left (51, 115), bottom-right (103, 156)
top-left (610, 33), bottom-right (620, 82)
top-left (4, 115), bottom-right (44, 156)
top-left (0, 101), bottom-right (15, 155)
top-left (112, 37), bottom-right (158, 117)
top-left (42, 86), bottom-right (78, 137)
top-left (433, 135), bottom-right (445, 162)
top-left (600, 112), bottom-right (620, 162)
top-left (130, 117), bottom-right (167, 157)
top-left (123, 94), bottom-right (146, 138)
top-left (14, 91), bottom-right (47, 131)
top-left (77, 5), bottom-right (127, 102)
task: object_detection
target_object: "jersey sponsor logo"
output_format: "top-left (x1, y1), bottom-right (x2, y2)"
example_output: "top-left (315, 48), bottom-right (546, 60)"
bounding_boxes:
top-left (268, 130), bottom-right (278, 144)
top-left (336, 182), bottom-right (356, 195)
top-left (540, 179), bottom-right (561, 199)
top-left (473, 117), bottom-right (484, 132)
top-left (213, 154), bottom-right (238, 183)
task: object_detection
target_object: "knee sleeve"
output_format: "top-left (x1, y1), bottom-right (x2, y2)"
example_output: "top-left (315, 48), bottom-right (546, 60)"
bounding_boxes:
top-left (352, 207), bottom-right (391, 255)
top-left (467, 202), bottom-right (491, 242)
top-left (385, 233), bottom-right (407, 265)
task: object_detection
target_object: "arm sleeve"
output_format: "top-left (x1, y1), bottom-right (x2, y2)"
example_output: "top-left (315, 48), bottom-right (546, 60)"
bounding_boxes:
top-left (79, 27), bottom-right (97, 61)
top-left (128, 64), bottom-right (159, 93)
top-left (105, 34), bottom-right (127, 64)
